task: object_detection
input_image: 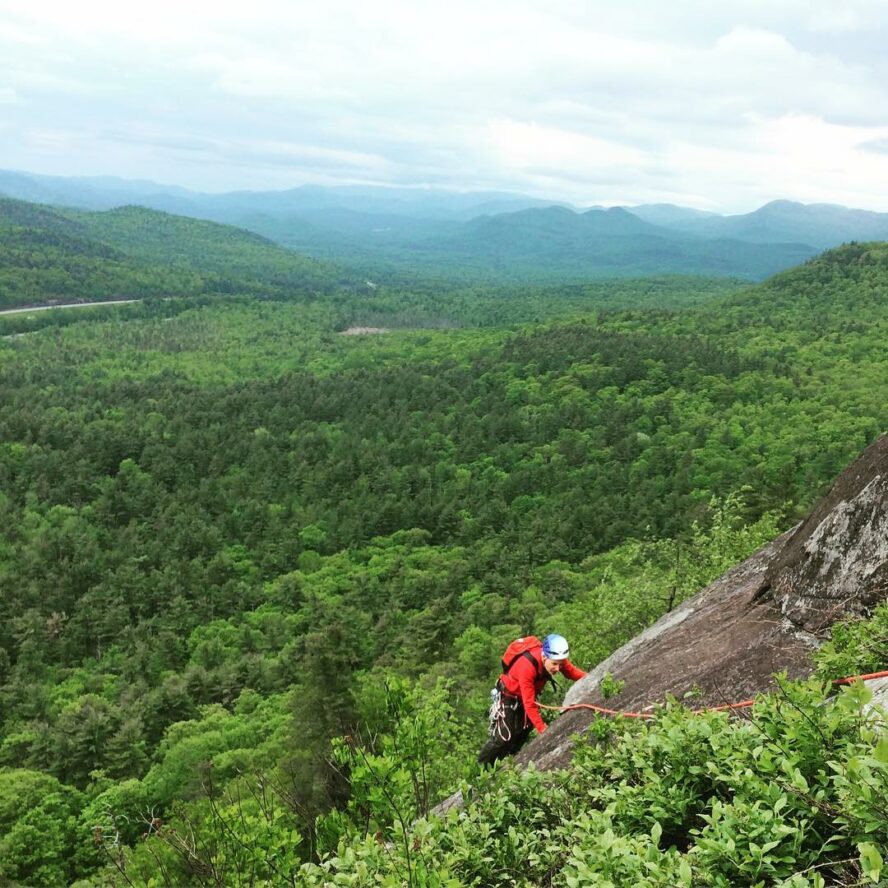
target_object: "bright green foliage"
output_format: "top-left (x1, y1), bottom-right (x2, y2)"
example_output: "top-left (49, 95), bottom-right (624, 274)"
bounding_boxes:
top-left (1, 229), bottom-right (887, 885)
top-left (298, 677), bottom-right (888, 887)
top-left (0, 769), bottom-right (84, 887)
top-left (68, 204), bottom-right (335, 296)
top-left (0, 198), bottom-right (208, 308)
top-left (815, 601), bottom-right (888, 682)
top-left (562, 819), bottom-right (689, 887)
top-left (0, 197), bottom-right (340, 308)
top-left (136, 784), bottom-right (305, 887)
top-left (73, 777), bottom-right (153, 873)
top-left (320, 677), bottom-right (474, 847)
top-left (330, 275), bottom-right (742, 328)
top-left (859, 841), bottom-right (884, 884)
top-left (140, 693), bottom-right (291, 807)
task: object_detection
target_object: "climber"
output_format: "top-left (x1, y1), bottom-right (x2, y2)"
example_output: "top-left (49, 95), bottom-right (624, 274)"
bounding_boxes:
top-left (477, 633), bottom-right (587, 766)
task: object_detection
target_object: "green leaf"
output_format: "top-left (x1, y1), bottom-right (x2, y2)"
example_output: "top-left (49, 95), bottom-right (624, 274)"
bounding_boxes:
top-left (859, 842), bottom-right (883, 883)
top-left (651, 821), bottom-right (662, 846)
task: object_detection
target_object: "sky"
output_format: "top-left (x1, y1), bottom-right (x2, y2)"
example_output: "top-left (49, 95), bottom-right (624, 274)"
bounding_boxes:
top-left (1, 0), bottom-right (888, 213)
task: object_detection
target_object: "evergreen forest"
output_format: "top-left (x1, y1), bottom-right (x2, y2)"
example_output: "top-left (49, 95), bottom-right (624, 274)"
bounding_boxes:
top-left (0, 201), bottom-right (887, 886)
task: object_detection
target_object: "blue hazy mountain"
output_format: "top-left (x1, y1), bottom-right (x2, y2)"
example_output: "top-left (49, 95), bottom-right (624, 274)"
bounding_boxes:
top-left (630, 199), bottom-right (888, 250)
top-left (0, 170), bottom-right (569, 221)
top-left (624, 203), bottom-right (720, 227)
top-left (422, 205), bottom-right (816, 279)
top-left (4, 169), bottom-right (883, 280)
top-left (223, 202), bottom-right (816, 280)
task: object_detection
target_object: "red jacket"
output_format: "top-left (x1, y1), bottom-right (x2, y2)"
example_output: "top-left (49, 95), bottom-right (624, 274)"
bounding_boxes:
top-left (499, 647), bottom-right (586, 733)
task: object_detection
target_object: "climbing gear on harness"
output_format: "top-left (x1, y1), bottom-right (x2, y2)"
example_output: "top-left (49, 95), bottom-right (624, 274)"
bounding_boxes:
top-left (488, 686), bottom-right (502, 734)
top-left (542, 633), bottom-right (569, 660)
top-left (488, 681), bottom-right (522, 743)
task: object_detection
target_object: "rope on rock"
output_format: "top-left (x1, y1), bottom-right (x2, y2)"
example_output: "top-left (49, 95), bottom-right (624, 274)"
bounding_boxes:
top-left (537, 668), bottom-right (888, 720)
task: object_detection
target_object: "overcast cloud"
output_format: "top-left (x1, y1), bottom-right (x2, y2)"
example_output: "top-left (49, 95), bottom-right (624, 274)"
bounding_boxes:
top-left (1, 0), bottom-right (887, 211)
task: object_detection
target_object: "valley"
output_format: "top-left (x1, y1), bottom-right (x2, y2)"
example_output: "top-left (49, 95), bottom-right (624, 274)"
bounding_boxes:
top-left (0, 187), bottom-right (886, 886)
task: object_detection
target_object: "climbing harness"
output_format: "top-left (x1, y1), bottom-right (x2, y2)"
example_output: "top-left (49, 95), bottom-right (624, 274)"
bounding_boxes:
top-left (488, 686), bottom-right (508, 741)
top-left (488, 684), bottom-right (523, 743)
top-left (536, 668), bottom-right (888, 721)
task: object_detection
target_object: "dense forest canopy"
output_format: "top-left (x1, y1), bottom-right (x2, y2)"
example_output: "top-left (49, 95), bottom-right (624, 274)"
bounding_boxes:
top-left (0, 198), bottom-right (340, 309)
top-left (0, 222), bottom-right (886, 884)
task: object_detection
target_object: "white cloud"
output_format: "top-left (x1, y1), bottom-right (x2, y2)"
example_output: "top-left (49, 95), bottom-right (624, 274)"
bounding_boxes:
top-left (655, 113), bottom-right (888, 210)
top-left (0, 20), bottom-right (44, 44)
top-left (23, 128), bottom-right (87, 154)
top-left (0, 0), bottom-right (887, 209)
top-left (221, 139), bottom-right (394, 175)
top-left (805, 7), bottom-right (864, 33)
top-left (487, 119), bottom-right (648, 180)
top-left (714, 26), bottom-right (798, 57)
top-left (187, 53), bottom-right (354, 102)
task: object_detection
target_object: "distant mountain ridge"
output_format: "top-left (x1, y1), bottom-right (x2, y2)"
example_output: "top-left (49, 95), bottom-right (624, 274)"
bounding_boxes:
top-left (624, 203), bottom-right (720, 226)
top-left (0, 169), bottom-right (570, 221)
top-left (646, 199), bottom-right (888, 249)
top-left (3, 169), bottom-right (888, 281)
top-left (431, 205), bottom-right (816, 280)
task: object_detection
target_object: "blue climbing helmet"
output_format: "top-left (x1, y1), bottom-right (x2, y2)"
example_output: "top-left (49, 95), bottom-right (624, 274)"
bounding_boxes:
top-left (542, 633), bottom-right (570, 661)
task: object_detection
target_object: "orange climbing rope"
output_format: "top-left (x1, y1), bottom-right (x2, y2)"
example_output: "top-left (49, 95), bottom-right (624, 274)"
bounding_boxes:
top-left (538, 668), bottom-right (888, 720)
top-left (831, 668), bottom-right (888, 686)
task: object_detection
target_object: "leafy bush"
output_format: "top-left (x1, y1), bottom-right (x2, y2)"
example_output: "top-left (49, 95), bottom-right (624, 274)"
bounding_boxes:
top-left (294, 674), bottom-right (888, 887)
top-left (815, 601), bottom-right (888, 682)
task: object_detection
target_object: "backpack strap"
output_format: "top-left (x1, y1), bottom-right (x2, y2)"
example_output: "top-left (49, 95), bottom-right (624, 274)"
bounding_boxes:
top-left (504, 649), bottom-right (558, 692)
top-left (503, 648), bottom-right (540, 674)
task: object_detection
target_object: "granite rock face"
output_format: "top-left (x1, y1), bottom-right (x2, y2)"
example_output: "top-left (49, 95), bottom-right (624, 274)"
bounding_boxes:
top-left (763, 439), bottom-right (888, 632)
top-left (522, 434), bottom-right (888, 772)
